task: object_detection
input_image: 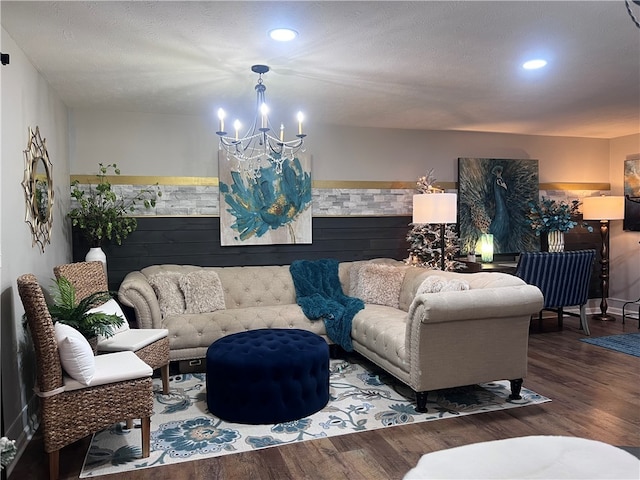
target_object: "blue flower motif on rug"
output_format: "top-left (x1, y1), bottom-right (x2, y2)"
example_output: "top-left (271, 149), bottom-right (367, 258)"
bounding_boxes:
top-left (152, 417), bottom-right (241, 458)
top-left (374, 404), bottom-right (416, 426)
top-left (246, 418), bottom-right (327, 448)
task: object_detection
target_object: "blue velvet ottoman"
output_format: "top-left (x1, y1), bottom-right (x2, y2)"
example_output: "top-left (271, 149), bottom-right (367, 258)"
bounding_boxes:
top-left (206, 328), bottom-right (330, 424)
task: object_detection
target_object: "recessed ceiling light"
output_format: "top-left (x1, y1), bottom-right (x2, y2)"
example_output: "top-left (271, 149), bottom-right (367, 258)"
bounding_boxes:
top-left (269, 28), bottom-right (298, 42)
top-left (522, 59), bottom-right (548, 70)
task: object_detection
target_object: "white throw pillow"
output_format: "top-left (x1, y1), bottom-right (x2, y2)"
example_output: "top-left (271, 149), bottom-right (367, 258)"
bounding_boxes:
top-left (179, 270), bottom-right (226, 314)
top-left (355, 263), bottom-right (407, 308)
top-left (87, 298), bottom-right (130, 341)
top-left (54, 323), bottom-right (95, 385)
top-left (417, 275), bottom-right (470, 295)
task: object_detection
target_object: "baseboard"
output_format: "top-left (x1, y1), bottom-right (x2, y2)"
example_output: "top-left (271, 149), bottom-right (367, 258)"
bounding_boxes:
top-left (3, 393), bottom-right (39, 478)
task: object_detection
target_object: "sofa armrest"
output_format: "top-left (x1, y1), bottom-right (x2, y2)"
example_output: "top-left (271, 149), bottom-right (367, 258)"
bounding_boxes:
top-left (408, 285), bottom-right (543, 324)
top-left (405, 284), bottom-right (543, 392)
top-left (118, 271), bottom-right (163, 329)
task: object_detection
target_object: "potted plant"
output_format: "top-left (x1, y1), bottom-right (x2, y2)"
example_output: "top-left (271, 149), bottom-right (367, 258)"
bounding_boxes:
top-left (47, 276), bottom-right (124, 351)
top-left (68, 163), bottom-right (161, 261)
top-left (526, 197), bottom-right (592, 251)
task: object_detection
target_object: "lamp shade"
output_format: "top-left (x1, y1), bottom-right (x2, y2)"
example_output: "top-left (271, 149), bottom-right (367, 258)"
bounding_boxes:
top-left (582, 195), bottom-right (625, 221)
top-left (412, 193), bottom-right (457, 224)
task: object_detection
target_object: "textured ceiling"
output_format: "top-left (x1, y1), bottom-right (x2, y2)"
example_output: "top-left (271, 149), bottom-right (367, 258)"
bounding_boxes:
top-left (2, 1), bottom-right (639, 139)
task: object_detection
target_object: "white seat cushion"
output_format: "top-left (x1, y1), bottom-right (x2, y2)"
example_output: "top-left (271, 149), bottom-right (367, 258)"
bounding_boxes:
top-left (63, 350), bottom-right (153, 392)
top-left (97, 328), bottom-right (168, 352)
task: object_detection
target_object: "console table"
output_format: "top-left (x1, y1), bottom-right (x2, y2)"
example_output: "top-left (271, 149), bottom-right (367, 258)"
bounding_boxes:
top-left (457, 259), bottom-right (517, 274)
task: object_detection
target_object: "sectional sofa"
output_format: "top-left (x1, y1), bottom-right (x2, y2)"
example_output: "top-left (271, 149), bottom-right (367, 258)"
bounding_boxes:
top-left (118, 259), bottom-right (543, 411)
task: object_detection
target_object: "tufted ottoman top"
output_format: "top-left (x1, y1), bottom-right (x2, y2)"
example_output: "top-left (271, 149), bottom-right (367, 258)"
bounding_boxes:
top-left (206, 328), bottom-right (330, 424)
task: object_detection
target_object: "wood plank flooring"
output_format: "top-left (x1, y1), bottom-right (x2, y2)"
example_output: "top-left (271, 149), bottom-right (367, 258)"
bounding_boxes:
top-left (9, 314), bottom-right (640, 480)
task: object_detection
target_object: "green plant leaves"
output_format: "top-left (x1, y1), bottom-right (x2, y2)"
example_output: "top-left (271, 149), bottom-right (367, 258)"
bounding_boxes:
top-left (68, 163), bottom-right (161, 246)
top-left (48, 276), bottom-right (124, 339)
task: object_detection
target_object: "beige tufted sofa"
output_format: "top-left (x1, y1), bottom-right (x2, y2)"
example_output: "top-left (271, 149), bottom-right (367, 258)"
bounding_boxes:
top-left (118, 259), bottom-right (543, 411)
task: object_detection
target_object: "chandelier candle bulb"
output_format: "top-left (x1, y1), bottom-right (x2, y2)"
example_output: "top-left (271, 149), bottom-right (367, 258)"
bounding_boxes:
top-left (233, 120), bottom-right (241, 141)
top-left (260, 103), bottom-right (268, 130)
top-left (217, 108), bottom-right (226, 134)
top-left (297, 112), bottom-right (304, 135)
top-left (280, 123), bottom-right (284, 142)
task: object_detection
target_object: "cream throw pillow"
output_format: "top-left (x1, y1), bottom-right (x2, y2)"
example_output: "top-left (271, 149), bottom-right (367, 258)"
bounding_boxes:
top-left (355, 263), bottom-right (407, 308)
top-left (179, 270), bottom-right (226, 314)
top-left (417, 275), bottom-right (470, 294)
top-left (148, 272), bottom-right (186, 317)
top-left (54, 323), bottom-right (95, 385)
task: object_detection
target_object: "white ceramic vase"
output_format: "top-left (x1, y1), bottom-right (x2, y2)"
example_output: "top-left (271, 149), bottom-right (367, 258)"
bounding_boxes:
top-left (547, 231), bottom-right (565, 252)
top-left (85, 247), bottom-right (107, 272)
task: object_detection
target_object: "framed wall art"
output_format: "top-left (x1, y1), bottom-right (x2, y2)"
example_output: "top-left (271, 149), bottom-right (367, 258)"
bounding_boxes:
top-left (218, 153), bottom-right (312, 246)
top-left (623, 156), bottom-right (640, 231)
top-left (458, 157), bottom-right (539, 255)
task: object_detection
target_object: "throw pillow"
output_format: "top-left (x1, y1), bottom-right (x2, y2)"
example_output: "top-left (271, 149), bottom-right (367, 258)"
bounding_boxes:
top-left (416, 275), bottom-right (470, 295)
top-left (179, 270), bottom-right (226, 314)
top-left (87, 298), bottom-right (130, 342)
top-left (54, 323), bottom-right (95, 385)
top-left (148, 272), bottom-right (186, 317)
top-left (354, 263), bottom-right (407, 308)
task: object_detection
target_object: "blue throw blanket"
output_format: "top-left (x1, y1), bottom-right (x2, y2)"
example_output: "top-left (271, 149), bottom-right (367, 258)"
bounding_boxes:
top-left (289, 258), bottom-right (364, 352)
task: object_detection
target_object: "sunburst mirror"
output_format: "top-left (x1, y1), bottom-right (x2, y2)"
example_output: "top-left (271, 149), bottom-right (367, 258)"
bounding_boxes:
top-left (22, 126), bottom-right (54, 252)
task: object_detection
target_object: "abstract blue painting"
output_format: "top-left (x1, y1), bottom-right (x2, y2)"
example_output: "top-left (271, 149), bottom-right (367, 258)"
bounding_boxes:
top-left (219, 153), bottom-right (312, 246)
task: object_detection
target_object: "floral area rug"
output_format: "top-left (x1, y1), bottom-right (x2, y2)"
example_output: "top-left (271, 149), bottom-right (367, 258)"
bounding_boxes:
top-left (80, 356), bottom-right (550, 477)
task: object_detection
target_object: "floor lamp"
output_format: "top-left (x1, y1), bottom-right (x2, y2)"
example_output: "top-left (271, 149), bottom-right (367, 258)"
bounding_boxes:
top-left (582, 195), bottom-right (625, 321)
top-left (412, 193), bottom-right (458, 271)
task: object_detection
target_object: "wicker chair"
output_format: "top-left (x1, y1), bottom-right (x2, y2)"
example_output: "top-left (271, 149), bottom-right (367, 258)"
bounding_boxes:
top-left (17, 273), bottom-right (153, 480)
top-left (515, 249), bottom-right (596, 334)
top-left (53, 261), bottom-right (170, 394)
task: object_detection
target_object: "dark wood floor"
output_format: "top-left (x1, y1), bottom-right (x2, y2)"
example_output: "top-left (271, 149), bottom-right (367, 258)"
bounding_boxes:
top-left (9, 314), bottom-right (640, 480)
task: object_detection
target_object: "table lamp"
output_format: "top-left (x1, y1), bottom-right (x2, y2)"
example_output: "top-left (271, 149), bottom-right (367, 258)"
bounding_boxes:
top-left (582, 195), bottom-right (625, 321)
top-left (413, 193), bottom-right (457, 270)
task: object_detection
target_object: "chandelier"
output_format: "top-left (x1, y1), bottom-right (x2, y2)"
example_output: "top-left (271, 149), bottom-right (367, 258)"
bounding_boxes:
top-left (216, 65), bottom-right (306, 176)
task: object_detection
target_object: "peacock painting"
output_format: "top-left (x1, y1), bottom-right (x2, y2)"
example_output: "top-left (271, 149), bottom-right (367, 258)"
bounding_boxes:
top-left (458, 158), bottom-right (539, 255)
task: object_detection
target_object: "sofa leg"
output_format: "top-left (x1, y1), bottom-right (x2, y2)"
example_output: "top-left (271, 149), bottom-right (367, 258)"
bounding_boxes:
top-left (415, 391), bottom-right (429, 413)
top-left (509, 378), bottom-right (523, 400)
top-left (328, 344), bottom-right (344, 359)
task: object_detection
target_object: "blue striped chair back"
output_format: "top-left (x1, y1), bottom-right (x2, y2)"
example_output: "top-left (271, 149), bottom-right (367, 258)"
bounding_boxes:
top-left (515, 250), bottom-right (596, 309)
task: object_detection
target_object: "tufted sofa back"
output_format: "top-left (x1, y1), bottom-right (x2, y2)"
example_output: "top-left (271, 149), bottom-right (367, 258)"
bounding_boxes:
top-left (139, 263), bottom-right (359, 311)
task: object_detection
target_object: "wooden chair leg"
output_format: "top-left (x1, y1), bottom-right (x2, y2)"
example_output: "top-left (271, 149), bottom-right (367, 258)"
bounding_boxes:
top-left (141, 416), bottom-right (151, 458)
top-left (161, 363), bottom-right (170, 394)
top-left (49, 449), bottom-right (60, 480)
top-left (557, 307), bottom-right (564, 330)
top-left (126, 418), bottom-right (134, 429)
top-left (538, 311), bottom-right (543, 332)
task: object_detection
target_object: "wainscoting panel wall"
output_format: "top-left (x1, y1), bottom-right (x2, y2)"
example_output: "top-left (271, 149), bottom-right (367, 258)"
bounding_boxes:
top-left (72, 216), bottom-right (413, 291)
top-left (72, 215), bottom-right (602, 300)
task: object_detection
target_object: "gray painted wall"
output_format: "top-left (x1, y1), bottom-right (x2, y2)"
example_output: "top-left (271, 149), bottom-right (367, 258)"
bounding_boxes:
top-left (1, 28), bottom-right (71, 472)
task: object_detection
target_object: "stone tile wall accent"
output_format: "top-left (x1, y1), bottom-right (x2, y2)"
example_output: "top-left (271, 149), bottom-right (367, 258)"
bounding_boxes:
top-left (71, 184), bottom-right (609, 217)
